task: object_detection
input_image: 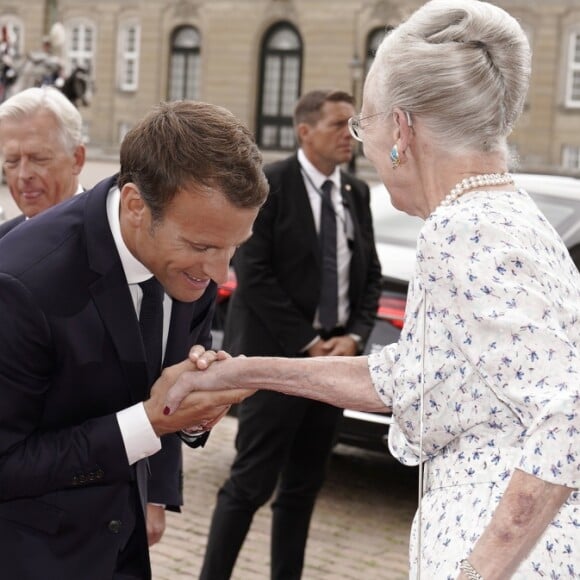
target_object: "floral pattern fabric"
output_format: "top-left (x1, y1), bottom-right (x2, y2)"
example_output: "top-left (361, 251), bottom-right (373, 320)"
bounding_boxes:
top-left (368, 189), bottom-right (580, 578)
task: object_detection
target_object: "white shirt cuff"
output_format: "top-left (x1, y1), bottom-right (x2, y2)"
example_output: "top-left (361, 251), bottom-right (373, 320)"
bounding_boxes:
top-left (117, 403), bottom-right (162, 465)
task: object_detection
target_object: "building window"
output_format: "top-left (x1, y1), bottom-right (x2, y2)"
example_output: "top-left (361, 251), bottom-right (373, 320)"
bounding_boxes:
top-left (168, 26), bottom-right (200, 101)
top-left (118, 121), bottom-right (132, 144)
top-left (563, 145), bottom-right (580, 170)
top-left (365, 27), bottom-right (392, 76)
top-left (118, 21), bottom-right (140, 92)
top-left (257, 23), bottom-right (302, 150)
top-left (565, 31), bottom-right (580, 107)
top-left (66, 20), bottom-right (96, 76)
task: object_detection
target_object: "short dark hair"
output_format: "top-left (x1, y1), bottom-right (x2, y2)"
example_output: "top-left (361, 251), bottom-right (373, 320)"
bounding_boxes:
top-left (293, 89), bottom-right (354, 128)
top-left (118, 100), bottom-right (269, 220)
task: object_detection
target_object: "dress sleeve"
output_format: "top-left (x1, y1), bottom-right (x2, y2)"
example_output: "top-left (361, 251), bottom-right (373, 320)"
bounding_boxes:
top-left (368, 345), bottom-right (398, 407)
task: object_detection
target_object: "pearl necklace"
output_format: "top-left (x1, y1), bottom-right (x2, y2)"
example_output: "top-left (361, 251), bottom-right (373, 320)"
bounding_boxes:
top-left (440, 172), bottom-right (514, 207)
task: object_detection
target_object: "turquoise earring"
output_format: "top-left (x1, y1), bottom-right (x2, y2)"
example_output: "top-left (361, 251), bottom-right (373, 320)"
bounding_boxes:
top-left (390, 144), bottom-right (400, 169)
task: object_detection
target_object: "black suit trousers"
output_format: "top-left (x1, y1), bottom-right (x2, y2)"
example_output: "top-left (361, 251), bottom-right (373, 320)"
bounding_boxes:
top-left (200, 390), bottom-right (342, 580)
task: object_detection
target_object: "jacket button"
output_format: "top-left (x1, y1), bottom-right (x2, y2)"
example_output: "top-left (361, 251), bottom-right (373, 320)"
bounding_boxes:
top-left (108, 520), bottom-right (122, 534)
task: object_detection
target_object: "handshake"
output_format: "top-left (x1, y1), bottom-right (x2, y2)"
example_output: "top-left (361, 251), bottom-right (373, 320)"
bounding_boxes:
top-left (143, 341), bottom-right (374, 438)
top-left (143, 345), bottom-right (251, 437)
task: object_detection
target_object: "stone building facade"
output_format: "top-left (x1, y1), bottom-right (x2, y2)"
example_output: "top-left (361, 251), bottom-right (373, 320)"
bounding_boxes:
top-left (1, 0), bottom-right (580, 175)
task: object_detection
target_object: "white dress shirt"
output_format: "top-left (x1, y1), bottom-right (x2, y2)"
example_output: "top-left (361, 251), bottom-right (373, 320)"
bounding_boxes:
top-left (106, 185), bottom-right (166, 465)
top-left (297, 149), bottom-right (352, 330)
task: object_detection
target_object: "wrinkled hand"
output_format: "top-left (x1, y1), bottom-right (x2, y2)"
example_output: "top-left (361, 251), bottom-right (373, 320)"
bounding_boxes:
top-left (146, 503), bottom-right (166, 546)
top-left (144, 355), bottom-right (253, 436)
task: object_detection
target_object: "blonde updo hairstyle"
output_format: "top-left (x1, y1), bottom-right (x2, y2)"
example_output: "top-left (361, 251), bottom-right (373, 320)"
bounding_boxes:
top-left (369, 0), bottom-right (531, 156)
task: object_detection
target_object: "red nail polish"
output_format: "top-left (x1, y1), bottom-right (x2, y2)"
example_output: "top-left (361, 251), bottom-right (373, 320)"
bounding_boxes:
top-left (163, 406), bottom-right (170, 415)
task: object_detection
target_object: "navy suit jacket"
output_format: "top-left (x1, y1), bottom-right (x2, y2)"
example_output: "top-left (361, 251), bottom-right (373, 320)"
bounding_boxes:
top-left (0, 176), bottom-right (216, 579)
top-left (224, 154), bottom-right (382, 357)
top-left (0, 213), bottom-right (25, 239)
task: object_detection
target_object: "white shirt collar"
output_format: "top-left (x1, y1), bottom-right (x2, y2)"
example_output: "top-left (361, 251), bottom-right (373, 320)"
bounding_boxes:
top-left (297, 149), bottom-right (341, 191)
top-left (106, 185), bottom-right (153, 285)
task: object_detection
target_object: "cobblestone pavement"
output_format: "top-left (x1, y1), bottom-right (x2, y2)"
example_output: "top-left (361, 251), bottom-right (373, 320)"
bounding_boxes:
top-left (150, 415), bottom-right (418, 580)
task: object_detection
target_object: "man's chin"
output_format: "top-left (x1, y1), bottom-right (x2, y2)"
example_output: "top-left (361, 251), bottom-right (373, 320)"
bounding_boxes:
top-left (19, 200), bottom-right (49, 218)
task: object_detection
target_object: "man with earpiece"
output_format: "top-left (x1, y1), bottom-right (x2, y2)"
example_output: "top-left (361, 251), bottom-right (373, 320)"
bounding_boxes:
top-left (199, 89), bottom-right (382, 580)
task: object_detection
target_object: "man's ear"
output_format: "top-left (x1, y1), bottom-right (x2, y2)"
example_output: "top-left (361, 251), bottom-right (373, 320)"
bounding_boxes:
top-left (72, 144), bottom-right (86, 175)
top-left (120, 183), bottom-right (146, 227)
top-left (296, 122), bottom-right (311, 145)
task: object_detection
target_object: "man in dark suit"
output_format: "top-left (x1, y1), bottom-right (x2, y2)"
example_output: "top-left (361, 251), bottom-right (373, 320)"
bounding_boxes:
top-left (0, 100), bottom-right (267, 580)
top-left (0, 86), bottom-right (86, 238)
top-left (200, 89), bottom-right (382, 579)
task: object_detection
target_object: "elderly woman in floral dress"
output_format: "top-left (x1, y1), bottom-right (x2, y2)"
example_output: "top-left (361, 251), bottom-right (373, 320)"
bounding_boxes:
top-left (166, 1), bottom-right (579, 577)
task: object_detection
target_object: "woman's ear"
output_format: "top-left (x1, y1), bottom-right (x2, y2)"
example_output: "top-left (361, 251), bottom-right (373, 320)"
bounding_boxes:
top-left (392, 108), bottom-right (413, 147)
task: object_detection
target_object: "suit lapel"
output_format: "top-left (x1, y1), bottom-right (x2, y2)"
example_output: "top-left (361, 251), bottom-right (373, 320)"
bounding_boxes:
top-left (84, 177), bottom-right (150, 403)
top-left (340, 173), bottom-right (366, 299)
top-left (290, 156), bottom-right (321, 265)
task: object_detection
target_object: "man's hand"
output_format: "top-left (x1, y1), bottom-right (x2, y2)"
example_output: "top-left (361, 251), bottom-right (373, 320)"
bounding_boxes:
top-left (143, 357), bottom-right (254, 436)
top-left (188, 344), bottom-right (230, 369)
top-left (308, 335), bottom-right (357, 357)
top-left (146, 503), bottom-right (166, 546)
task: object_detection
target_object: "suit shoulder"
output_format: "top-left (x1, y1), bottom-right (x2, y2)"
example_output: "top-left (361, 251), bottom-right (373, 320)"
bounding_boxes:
top-left (0, 215), bottom-right (25, 239)
top-left (262, 156), bottom-right (299, 197)
top-left (341, 171), bottom-right (370, 194)
top-left (263, 155), bottom-right (297, 180)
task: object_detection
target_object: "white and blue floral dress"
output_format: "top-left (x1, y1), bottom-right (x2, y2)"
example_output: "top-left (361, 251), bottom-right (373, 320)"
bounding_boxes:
top-left (368, 189), bottom-right (580, 578)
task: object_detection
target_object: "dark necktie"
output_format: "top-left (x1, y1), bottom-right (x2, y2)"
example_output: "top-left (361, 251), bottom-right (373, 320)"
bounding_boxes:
top-left (318, 179), bottom-right (338, 331)
top-left (139, 278), bottom-right (164, 384)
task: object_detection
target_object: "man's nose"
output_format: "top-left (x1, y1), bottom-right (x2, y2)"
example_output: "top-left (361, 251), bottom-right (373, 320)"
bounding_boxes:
top-left (17, 159), bottom-right (35, 180)
top-left (204, 252), bottom-right (232, 286)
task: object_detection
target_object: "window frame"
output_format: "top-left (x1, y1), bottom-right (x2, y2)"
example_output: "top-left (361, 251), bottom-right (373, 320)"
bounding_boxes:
top-left (117, 19), bottom-right (140, 92)
top-left (565, 30), bottom-right (580, 108)
top-left (167, 25), bottom-right (201, 102)
top-left (562, 144), bottom-right (580, 170)
top-left (256, 22), bottom-right (303, 151)
top-left (65, 18), bottom-right (96, 78)
top-left (364, 26), bottom-right (391, 78)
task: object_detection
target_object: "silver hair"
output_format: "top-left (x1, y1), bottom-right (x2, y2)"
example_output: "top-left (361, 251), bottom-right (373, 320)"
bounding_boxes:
top-left (0, 86), bottom-right (83, 153)
top-left (368, 0), bottom-right (531, 156)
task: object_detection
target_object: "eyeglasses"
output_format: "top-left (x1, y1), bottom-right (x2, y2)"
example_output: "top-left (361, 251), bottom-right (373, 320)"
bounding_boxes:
top-left (348, 112), bottom-right (384, 142)
top-left (348, 110), bottom-right (413, 142)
